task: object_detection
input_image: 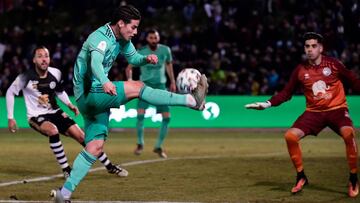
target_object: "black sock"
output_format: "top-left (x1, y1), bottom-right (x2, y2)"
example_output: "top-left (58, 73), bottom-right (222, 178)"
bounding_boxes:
top-left (297, 170), bottom-right (306, 178)
top-left (350, 173), bottom-right (358, 188)
top-left (296, 170), bottom-right (306, 181)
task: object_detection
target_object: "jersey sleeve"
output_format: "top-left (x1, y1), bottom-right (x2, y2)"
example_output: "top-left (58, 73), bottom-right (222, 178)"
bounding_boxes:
top-left (335, 59), bottom-right (360, 93)
top-left (6, 74), bottom-right (26, 119)
top-left (6, 74), bottom-right (26, 96)
top-left (88, 33), bottom-right (108, 55)
top-left (121, 41), bottom-right (147, 66)
top-left (49, 67), bottom-right (66, 92)
top-left (90, 51), bottom-right (110, 85)
top-left (165, 46), bottom-right (173, 63)
top-left (87, 33), bottom-right (110, 85)
top-left (56, 91), bottom-right (71, 105)
top-left (268, 66), bottom-right (301, 106)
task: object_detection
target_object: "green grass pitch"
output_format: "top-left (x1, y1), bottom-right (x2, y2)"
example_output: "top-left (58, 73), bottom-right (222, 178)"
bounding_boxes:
top-left (0, 129), bottom-right (359, 203)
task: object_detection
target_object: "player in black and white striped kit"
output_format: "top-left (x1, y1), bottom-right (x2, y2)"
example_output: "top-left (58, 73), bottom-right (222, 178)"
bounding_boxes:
top-left (6, 46), bottom-right (128, 178)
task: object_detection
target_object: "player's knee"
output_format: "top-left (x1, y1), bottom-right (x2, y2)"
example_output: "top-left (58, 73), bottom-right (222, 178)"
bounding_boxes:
top-left (75, 130), bottom-right (85, 143)
top-left (45, 128), bottom-right (59, 136)
top-left (76, 135), bottom-right (85, 144)
top-left (86, 145), bottom-right (102, 157)
top-left (40, 122), bottom-right (59, 136)
top-left (284, 131), bottom-right (299, 144)
top-left (340, 127), bottom-right (355, 142)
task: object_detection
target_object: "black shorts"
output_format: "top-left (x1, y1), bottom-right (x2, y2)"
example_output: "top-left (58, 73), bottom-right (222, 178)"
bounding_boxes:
top-left (28, 110), bottom-right (76, 136)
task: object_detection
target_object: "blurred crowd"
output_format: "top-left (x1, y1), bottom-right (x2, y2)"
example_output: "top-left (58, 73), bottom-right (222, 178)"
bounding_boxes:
top-left (1, 0), bottom-right (360, 96)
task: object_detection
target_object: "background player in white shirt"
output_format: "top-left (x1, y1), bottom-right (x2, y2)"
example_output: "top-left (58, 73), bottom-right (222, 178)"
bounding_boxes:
top-left (6, 46), bottom-right (128, 178)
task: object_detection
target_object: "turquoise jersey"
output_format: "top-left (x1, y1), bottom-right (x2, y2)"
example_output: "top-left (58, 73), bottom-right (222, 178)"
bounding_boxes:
top-left (73, 23), bottom-right (147, 100)
top-left (138, 44), bottom-right (172, 84)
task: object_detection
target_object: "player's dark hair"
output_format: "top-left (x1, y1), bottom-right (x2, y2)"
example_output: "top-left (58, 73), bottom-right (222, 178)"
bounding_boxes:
top-left (302, 32), bottom-right (324, 44)
top-left (147, 29), bottom-right (159, 36)
top-left (110, 5), bottom-right (141, 25)
top-left (32, 45), bottom-right (48, 56)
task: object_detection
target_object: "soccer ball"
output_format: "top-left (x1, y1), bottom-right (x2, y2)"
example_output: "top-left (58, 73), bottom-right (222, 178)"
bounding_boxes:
top-left (176, 68), bottom-right (201, 94)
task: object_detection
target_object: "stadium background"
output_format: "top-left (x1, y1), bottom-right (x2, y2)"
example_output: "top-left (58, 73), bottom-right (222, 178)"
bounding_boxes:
top-left (1, 1), bottom-right (360, 203)
top-left (0, 0), bottom-right (360, 128)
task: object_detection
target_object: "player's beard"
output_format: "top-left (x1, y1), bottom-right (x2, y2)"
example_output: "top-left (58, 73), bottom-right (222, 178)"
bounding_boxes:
top-left (149, 43), bottom-right (157, 50)
top-left (36, 64), bottom-right (48, 76)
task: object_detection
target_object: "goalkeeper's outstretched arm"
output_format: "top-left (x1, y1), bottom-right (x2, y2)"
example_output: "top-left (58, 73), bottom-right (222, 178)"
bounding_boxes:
top-left (244, 101), bottom-right (271, 110)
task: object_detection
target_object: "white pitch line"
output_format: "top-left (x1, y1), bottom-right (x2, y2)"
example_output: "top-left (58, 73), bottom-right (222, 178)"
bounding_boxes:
top-left (0, 152), bottom-right (285, 188)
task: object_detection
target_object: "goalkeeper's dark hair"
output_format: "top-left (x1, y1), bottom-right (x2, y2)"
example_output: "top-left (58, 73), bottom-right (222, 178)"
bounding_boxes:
top-left (32, 45), bottom-right (49, 56)
top-left (110, 5), bottom-right (141, 25)
top-left (302, 32), bottom-right (324, 44)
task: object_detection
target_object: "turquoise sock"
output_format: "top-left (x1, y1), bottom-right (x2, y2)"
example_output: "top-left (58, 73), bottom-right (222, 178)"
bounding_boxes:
top-left (140, 86), bottom-right (187, 106)
top-left (136, 114), bottom-right (145, 145)
top-left (63, 149), bottom-right (96, 192)
top-left (155, 117), bottom-right (170, 149)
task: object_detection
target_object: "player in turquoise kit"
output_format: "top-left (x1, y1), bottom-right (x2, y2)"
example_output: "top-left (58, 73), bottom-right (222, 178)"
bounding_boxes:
top-left (126, 29), bottom-right (175, 158)
top-left (51, 5), bottom-right (208, 203)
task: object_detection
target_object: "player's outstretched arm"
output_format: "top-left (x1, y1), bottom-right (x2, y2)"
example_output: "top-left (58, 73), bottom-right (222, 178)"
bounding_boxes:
top-left (244, 101), bottom-right (271, 110)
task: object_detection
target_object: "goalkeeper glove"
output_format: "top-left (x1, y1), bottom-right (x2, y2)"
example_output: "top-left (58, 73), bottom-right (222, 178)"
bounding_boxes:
top-left (244, 101), bottom-right (271, 110)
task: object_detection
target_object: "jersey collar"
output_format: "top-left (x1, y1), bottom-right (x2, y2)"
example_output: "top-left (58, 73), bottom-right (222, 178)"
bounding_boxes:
top-left (106, 23), bottom-right (117, 42)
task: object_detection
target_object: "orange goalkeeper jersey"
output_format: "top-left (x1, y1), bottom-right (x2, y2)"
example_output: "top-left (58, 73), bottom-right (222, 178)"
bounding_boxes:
top-left (269, 55), bottom-right (360, 112)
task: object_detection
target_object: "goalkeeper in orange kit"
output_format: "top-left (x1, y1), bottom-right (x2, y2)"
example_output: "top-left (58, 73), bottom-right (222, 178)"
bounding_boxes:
top-left (246, 32), bottom-right (360, 197)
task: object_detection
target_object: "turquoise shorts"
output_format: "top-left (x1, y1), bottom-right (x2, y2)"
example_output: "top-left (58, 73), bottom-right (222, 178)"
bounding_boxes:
top-left (138, 83), bottom-right (170, 113)
top-left (77, 81), bottom-right (127, 144)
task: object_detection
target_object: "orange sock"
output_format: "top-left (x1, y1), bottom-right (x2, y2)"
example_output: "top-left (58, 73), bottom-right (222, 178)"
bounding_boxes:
top-left (340, 127), bottom-right (358, 174)
top-left (285, 131), bottom-right (303, 172)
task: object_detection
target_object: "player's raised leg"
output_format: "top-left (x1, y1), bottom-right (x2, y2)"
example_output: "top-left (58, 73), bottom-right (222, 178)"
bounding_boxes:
top-left (124, 74), bottom-right (208, 110)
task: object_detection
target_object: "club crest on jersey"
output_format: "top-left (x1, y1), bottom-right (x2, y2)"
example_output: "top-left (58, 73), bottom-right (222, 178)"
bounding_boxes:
top-left (49, 81), bottom-right (56, 89)
top-left (322, 67), bottom-right (331, 76)
top-left (97, 41), bottom-right (107, 52)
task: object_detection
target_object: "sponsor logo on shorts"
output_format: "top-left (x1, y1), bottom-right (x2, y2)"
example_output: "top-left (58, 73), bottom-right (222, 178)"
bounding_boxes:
top-left (345, 111), bottom-right (350, 118)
